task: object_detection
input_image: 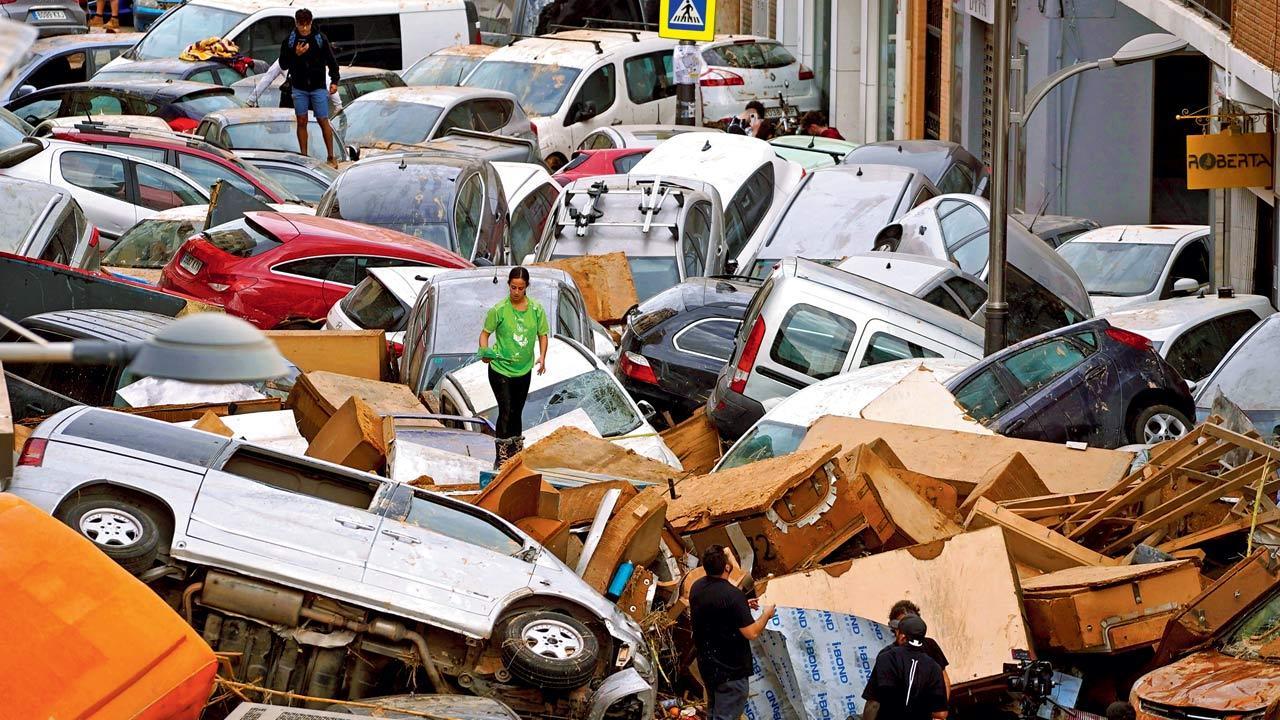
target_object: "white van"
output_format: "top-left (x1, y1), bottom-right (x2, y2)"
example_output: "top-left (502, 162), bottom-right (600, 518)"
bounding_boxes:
top-left (462, 30), bottom-right (683, 168)
top-left (106, 0), bottom-right (475, 72)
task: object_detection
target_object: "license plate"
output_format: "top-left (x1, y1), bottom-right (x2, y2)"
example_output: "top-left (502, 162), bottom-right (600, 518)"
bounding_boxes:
top-left (32, 9), bottom-right (67, 20)
top-left (179, 253), bottom-right (203, 275)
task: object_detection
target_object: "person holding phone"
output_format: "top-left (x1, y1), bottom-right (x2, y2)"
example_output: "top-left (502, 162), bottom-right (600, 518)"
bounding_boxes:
top-left (278, 8), bottom-right (341, 167)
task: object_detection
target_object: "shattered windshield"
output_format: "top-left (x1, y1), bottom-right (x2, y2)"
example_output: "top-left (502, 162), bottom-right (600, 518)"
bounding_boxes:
top-left (1221, 590), bottom-right (1280, 661)
top-left (481, 369), bottom-right (641, 437)
top-left (718, 420), bottom-right (807, 469)
top-left (102, 219), bottom-right (200, 268)
top-left (463, 60), bottom-right (580, 117)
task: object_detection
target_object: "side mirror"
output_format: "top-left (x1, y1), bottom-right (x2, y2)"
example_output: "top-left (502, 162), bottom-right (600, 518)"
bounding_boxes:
top-left (637, 399), bottom-right (658, 422)
top-left (345, 144), bottom-right (359, 162)
top-left (474, 255), bottom-right (494, 267)
top-left (1172, 277), bottom-right (1200, 295)
top-left (873, 223), bottom-right (904, 252)
top-left (15, 85), bottom-right (35, 99)
top-left (1185, 378), bottom-right (1199, 393)
top-left (975, 175), bottom-right (990, 198)
top-left (724, 258), bottom-right (739, 275)
top-left (521, 252), bottom-right (535, 265)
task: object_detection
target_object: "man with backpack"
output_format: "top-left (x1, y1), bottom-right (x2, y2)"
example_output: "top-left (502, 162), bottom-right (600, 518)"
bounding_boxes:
top-left (278, 8), bottom-right (341, 167)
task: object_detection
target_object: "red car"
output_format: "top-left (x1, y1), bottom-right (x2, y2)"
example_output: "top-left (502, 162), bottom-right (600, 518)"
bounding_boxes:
top-left (553, 148), bottom-right (651, 186)
top-left (160, 212), bottom-right (472, 329)
top-left (51, 124), bottom-right (299, 204)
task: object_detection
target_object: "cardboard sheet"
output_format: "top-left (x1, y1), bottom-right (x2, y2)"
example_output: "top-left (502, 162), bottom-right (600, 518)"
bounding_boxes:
top-left (177, 410), bottom-right (306, 455)
top-left (761, 526), bottom-right (1031, 686)
top-left (800, 417), bottom-right (1132, 495)
top-left (119, 377), bottom-right (265, 407)
top-left (536, 252), bottom-right (638, 324)
top-left (859, 366), bottom-right (993, 435)
top-left (264, 330), bottom-right (388, 380)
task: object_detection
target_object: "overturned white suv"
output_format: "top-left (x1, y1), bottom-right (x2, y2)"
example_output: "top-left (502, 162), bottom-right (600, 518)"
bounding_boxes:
top-left (8, 406), bottom-right (654, 718)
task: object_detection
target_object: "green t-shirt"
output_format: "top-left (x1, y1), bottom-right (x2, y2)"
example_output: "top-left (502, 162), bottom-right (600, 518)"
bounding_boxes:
top-left (482, 297), bottom-right (550, 377)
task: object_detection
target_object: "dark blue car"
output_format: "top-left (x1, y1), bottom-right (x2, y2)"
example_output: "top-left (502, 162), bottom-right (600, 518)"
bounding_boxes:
top-left (946, 318), bottom-right (1195, 448)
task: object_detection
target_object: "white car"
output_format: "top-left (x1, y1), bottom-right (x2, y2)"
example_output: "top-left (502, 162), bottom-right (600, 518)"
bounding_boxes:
top-left (401, 44), bottom-right (496, 86)
top-left (698, 36), bottom-right (820, 124)
top-left (0, 138), bottom-right (209, 247)
top-left (1193, 312), bottom-right (1280, 434)
top-left (326, 266), bottom-right (446, 353)
top-left (576, 124), bottom-right (721, 151)
top-left (438, 336), bottom-right (682, 468)
top-left (1098, 292), bottom-right (1273, 386)
top-left (336, 86), bottom-right (535, 154)
top-left (1057, 224), bottom-right (1213, 314)
top-left (715, 358), bottom-right (973, 471)
top-left (462, 30), bottom-right (681, 169)
top-left (492, 161), bottom-right (562, 263)
top-left (628, 132), bottom-right (804, 270)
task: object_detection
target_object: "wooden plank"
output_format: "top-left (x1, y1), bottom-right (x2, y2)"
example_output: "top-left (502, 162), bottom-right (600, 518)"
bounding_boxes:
top-left (1157, 510), bottom-right (1280, 553)
top-left (1001, 490), bottom-right (1107, 511)
top-left (658, 408), bottom-right (721, 476)
top-left (965, 498), bottom-right (1113, 573)
top-left (761, 526), bottom-right (1031, 687)
top-left (264, 329), bottom-right (388, 381)
top-left (1133, 457), bottom-right (1268, 525)
top-left (1201, 423), bottom-right (1280, 461)
top-left (1060, 428), bottom-right (1206, 529)
top-left (957, 452), bottom-right (1051, 516)
top-left (1102, 457), bottom-right (1273, 554)
top-left (667, 445), bottom-right (839, 532)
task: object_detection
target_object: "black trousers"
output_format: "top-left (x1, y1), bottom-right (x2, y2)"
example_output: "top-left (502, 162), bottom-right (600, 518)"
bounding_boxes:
top-left (488, 366), bottom-right (531, 439)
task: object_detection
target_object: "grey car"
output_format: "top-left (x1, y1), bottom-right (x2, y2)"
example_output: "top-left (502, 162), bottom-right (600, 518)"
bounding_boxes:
top-left (399, 266), bottom-right (600, 394)
top-left (9, 405), bottom-right (656, 718)
top-left (195, 107), bottom-right (346, 161)
top-left (3, 32), bottom-right (139, 101)
top-left (236, 149), bottom-right (339, 204)
top-left (0, 174), bottom-right (96, 268)
top-left (533, 174), bottom-right (730, 302)
top-left (3, 0), bottom-right (86, 38)
top-left (91, 57), bottom-right (266, 86)
top-left (335, 86), bottom-right (534, 157)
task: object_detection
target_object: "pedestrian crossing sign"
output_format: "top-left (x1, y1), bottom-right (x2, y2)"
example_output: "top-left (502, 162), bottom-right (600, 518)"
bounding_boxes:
top-left (660, 0), bottom-right (715, 41)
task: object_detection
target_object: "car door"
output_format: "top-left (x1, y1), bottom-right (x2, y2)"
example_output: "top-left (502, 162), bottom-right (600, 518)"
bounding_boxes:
top-left (998, 330), bottom-right (1109, 444)
top-left (272, 255), bottom-right (345, 321)
top-left (1162, 236), bottom-right (1212, 298)
top-left (187, 446), bottom-right (388, 582)
top-left (849, 320), bottom-right (945, 370)
top-left (130, 160), bottom-right (208, 215)
top-left (749, 299), bottom-right (858, 399)
top-left (362, 483), bottom-right (534, 628)
top-left (53, 148), bottom-right (138, 238)
top-left (622, 51), bottom-right (676, 125)
top-left (564, 63), bottom-right (621, 151)
top-left (8, 90), bottom-right (68, 125)
top-left (453, 170), bottom-right (487, 262)
top-left (1164, 310), bottom-right (1263, 384)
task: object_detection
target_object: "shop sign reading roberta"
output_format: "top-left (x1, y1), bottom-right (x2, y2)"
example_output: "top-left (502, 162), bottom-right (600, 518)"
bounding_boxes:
top-left (1186, 132), bottom-right (1274, 190)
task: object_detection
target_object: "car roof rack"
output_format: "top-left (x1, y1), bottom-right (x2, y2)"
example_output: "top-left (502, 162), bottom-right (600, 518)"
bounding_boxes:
top-left (562, 177), bottom-right (687, 237)
top-left (509, 33), bottom-right (603, 54)
top-left (581, 18), bottom-right (659, 32)
top-left (547, 21), bottom-right (649, 41)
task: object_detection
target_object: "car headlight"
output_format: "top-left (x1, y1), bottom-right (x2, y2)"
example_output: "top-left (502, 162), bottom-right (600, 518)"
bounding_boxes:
top-left (136, 0), bottom-right (158, 8)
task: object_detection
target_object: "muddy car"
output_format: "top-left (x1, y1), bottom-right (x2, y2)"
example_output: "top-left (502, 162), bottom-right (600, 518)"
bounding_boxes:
top-left (9, 407), bottom-right (655, 718)
top-left (1133, 549), bottom-right (1280, 720)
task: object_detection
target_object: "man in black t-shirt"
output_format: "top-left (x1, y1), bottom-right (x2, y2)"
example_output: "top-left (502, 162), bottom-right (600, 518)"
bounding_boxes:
top-left (863, 615), bottom-right (948, 720)
top-left (888, 600), bottom-right (951, 698)
top-left (689, 545), bottom-right (776, 720)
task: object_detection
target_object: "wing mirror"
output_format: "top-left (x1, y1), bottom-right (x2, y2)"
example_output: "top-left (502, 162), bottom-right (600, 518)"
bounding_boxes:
top-left (1185, 378), bottom-right (1199, 393)
top-left (14, 85), bottom-right (35, 99)
top-left (724, 257), bottom-right (739, 275)
top-left (1172, 277), bottom-right (1200, 295)
top-left (636, 399), bottom-right (658, 423)
top-left (345, 144), bottom-right (359, 162)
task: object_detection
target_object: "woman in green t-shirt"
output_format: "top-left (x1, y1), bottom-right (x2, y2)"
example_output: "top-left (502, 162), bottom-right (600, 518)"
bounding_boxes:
top-left (478, 266), bottom-right (550, 466)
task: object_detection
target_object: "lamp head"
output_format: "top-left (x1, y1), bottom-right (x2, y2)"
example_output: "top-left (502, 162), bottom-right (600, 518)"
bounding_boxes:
top-left (126, 313), bottom-right (289, 383)
top-left (1109, 33), bottom-right (1187, 66)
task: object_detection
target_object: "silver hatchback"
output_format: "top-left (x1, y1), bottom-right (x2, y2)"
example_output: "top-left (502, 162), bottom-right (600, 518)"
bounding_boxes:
top-left (9, 406), bottom-right (654, 717)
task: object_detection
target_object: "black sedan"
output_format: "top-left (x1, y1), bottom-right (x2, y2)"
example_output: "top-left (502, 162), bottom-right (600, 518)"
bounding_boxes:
top-left (4, 80), bottom-right (240, 132)
top-left (946, 318), bottom-right (1196, 448)
top-left (616, 276), bottom-right (760, 425)
top-left (2, 0), bottom-right (86, 38)
top-left (92, 58), bottom-right (266, 87)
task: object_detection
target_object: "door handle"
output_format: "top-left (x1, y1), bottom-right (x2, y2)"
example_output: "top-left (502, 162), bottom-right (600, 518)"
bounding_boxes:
top-left (611, 119), bottom-right (623, 125)
top-left (381, 529), bottom-right (422, 544)
top-left (334, 517), bottom-right (375, 531)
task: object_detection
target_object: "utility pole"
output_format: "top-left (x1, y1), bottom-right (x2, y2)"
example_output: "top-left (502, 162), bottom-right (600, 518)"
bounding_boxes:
top-left (675, 39), bottom-right (698, 126)
top-left (984, 0), bottom-right (1012, 355)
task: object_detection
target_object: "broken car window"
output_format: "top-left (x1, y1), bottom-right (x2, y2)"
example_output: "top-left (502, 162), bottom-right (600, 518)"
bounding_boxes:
top-left (719, 420), bottom-right (807, 469)
top-left (953, 368), bottom-right (1013, 422)
top-left (484, 369), bottom-right (641, 437)
top-left (1221, 589), bottom-right (1280, 660)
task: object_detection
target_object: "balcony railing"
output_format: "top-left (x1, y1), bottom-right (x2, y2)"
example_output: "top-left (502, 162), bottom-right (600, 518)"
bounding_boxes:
top-left (1182, 0), bottom-right (1232, 28)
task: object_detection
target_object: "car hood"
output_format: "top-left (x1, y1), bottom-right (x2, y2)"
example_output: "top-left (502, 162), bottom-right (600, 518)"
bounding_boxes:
top-left (1089, 295), bottom-right (1147, 315)
top-left (1134, 650), bottom-right (1280, 713)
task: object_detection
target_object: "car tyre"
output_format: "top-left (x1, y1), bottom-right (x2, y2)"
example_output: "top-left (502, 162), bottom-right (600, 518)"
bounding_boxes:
top-left (57, 492), bottom-right (162, 576)
top-left (1131, 404), bottom-right (1192, 445)
top-left (499, 610), bottom-right (600, 690)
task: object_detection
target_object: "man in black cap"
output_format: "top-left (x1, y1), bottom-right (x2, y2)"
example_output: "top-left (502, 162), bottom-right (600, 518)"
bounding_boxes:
top-left (689, 545), bottom-right (776, 720)
top-left (889, 600), bottom-right (951, 698)
top-left (862, 614), bottom-right (949, 720)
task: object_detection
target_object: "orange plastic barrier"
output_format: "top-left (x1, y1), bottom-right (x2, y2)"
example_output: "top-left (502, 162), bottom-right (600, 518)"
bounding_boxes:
top-left (0, 494), bottom-right (216, 719)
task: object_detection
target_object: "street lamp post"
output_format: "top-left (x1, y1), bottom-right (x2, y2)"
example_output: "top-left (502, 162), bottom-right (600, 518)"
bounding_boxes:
top-left (985, 31), bottom-right (1189, 354)
top-left (0, 313), bottom-right (289, 383)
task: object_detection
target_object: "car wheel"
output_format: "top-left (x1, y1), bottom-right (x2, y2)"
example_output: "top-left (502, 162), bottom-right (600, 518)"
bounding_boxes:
top-left (57, 492), bottom-right (162, 576)
top-left (1132, 404), bottom-right (1192, 445)
top-left (499, 610), bottom-right (600, 690)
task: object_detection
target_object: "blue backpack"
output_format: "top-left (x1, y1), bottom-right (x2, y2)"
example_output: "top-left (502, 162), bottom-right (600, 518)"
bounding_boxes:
top-left (286, 29), bottom-right (326, 50)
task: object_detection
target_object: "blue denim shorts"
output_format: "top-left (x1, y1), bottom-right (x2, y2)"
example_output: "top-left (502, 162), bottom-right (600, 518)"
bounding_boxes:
top-left (292, 88), bottom-right (331, 119)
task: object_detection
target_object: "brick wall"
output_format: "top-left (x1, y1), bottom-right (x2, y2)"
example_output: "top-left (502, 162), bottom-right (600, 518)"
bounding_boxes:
top-left (1231, 0), bottom-right (1280, 72)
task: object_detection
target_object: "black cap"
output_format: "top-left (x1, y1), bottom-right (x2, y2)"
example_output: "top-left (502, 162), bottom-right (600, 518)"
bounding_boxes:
top-left (898, 614), bottom-right (927, 646)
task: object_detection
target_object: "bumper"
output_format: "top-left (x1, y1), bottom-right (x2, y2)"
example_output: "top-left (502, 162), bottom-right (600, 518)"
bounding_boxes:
top-left (706, 373), bottom-right (765, 441)
top-left (587, 668), bottom-right (655, 720)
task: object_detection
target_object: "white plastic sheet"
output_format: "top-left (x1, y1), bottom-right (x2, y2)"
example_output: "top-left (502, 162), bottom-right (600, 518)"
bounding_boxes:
top-left (745, 607), bottom-right (894, 720)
